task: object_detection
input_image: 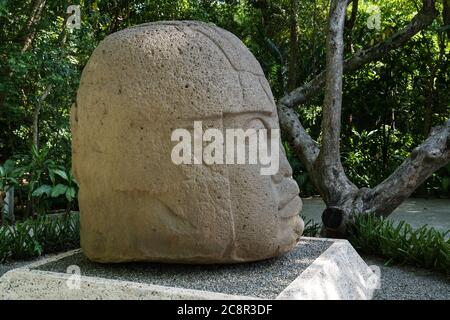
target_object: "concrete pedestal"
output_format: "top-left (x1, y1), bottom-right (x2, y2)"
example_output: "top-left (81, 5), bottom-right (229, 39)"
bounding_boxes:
top-left (0, 237), bottom-right (378, 300)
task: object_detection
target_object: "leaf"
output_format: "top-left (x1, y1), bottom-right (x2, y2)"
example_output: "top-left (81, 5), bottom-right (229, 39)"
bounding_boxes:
top-left (48, 169), bottom-right (55, 184)
top-left (50, 184), bottom-right (68, 198)
top-left (437, 25), bottom-right (450, 32)
top-left (7, 177), bottom-right (18, 185)
top-left (53, 169), bottom-right (68, 181)
top-left (351, 128), bottom-right (361, 138)
top-left (65, 187), bottom-right (76, 202)
top-left (33, 241), bottom-right (43, 255)
top-left (367, 129), bottom-right (378, 137)
top-left (3, 160), bottom-right (15, 173)
top-left (32, 185), bottom-right (52, 197)
top-left (264, 37), bottom-right (284, 64)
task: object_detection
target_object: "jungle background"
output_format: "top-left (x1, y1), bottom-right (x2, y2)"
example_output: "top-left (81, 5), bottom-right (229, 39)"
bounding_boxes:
top-left (0, 0), bottom-right (449, 223)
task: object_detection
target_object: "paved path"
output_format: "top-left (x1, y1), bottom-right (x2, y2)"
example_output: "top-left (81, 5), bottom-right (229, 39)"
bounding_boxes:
top-left (302, 197), bottom-right (450, 233)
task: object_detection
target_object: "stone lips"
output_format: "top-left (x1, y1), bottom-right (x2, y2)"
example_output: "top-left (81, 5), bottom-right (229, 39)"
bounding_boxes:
top-left (72, 21), bottom-right (304, 263)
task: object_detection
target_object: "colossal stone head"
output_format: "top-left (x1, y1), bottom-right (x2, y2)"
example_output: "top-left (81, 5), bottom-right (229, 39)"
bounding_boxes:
top-left (72, 21), bottom-right (304, 263)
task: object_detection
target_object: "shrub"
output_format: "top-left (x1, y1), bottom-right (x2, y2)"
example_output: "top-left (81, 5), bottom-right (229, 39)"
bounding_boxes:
top-left (301, 214), bottom-right (321, 237)
top-left (348, 214), bottom-right (450, 275)
top-left (0, 214), bottom-right (79, 263)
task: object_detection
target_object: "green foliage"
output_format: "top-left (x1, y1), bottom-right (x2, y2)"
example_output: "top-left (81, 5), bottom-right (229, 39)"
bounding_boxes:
top-left (31, 214), bottom-right (80, 253)
top-left (0, 159), bottom-right (23, 223)
top-left (300, 214), bottom-right (321, 237)
top-left (0, 159), bottom-right (21, 191)
top-left (348, 214), bottom-right (450, 275)
top-left (0, 145), bottom-right (78, 220)
top-left (3, 221), bottom-right (43, 261)
top-left (302, 213), bottom-right (449, 274)
top-left (23, 146), bottom-right (58, 203)
top-left (0, 214), bottom-right (79, 263)
top-left (32, 166), bottom-right (78, 205)
top-left (342, 125), bottom-right (415, 188)
top-left (0, 0), bottom-right (449, 216)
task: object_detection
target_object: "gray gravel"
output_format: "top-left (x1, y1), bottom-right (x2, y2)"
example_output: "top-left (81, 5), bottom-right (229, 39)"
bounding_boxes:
top-left (2, 242), bottom-right (448, 300)
top-left (34, 239), bottom-right (332, 299)
top-left (0, 255), bottom-right (51, 277)
top-left (363, 255), bottom-right (450, 300)
top-left (0, 261), bottom-right (28, 277)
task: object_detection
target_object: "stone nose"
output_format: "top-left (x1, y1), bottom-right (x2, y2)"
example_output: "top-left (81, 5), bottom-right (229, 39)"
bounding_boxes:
top-left (272, 143), bottom-right (293, 184)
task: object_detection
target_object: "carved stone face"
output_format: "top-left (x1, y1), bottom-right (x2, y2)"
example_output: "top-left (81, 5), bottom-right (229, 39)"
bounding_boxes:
top-left (72, 21), bottom-right (304, 263)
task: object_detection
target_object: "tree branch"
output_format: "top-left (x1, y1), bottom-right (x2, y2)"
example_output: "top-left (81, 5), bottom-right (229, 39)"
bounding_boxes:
top-left (345, 0), bottom-right (358, 53)
top-left (31, 13), bottom-right (68, 150)
top-left (319, 0), bottom-right (348, 163)
top-left (279, 0), bottom-right (358, 207)
top-left (279, 0), bottom-right (438, 108)
top-left (273, 0), bottom-right (446, 236)
top-left (313, 0), bottom-right (358, 206)
top-left (20, 0), bottom-right (47, 52)
top-left (345, 0), bottom-right (358, 32)
top-left (365, 119), bottom-right (450, 216)
top-left (32, 85), bottom-right (52, 148)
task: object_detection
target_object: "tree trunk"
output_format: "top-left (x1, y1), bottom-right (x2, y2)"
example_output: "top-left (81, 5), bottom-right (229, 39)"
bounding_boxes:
top-left (345, 0), bottom-right (358, 53)
top-left (0, 0), bottom-right (47, 151)
top-left (31, 85), bottom-right (52, 149)
top-left (30, 8), bottom-right (68, 150)
top-left (423, 74), bottom-right (434, 137)
top-left (32, 106), bottom-right (40, 149)
top-left (4, 187), bottom-right (15, 224)
top-left (287, 0), bottom-right (299, 91)
top-left (277, 0), bottom-right (449, 237)
top-left (422, 34), bottom-right (439, 137)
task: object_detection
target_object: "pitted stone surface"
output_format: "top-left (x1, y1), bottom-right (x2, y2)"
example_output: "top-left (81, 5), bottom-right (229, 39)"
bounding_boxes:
top-left (72, 21), bottom-right (304, 263)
